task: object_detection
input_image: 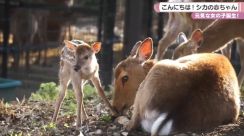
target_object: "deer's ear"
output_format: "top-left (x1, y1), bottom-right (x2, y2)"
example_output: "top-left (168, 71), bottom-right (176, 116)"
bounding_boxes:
top-left (64, 40), bottom-right (77, 51)
top-left (130, 41), bottom-right (142, 56)
top-left (191, 29), bottom-right (203, 44)
top-left (136, 37), bottom-right (153, 62)
top-left (91, 42), bottom-right (101, 53)
top-left (176, 32), bottom-right (188, 45)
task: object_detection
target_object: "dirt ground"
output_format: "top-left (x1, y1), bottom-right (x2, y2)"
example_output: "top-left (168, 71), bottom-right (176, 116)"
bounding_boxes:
top-left (2, 55), bottom-right (244, 136)
top-left (0, 97), bottom-right (244, 136)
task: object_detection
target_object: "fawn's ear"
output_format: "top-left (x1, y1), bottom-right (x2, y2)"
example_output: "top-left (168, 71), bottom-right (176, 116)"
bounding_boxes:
top-left (176, 32), bottom-right (188, 45)
top-left (64, 40), bottom-right (77, 51)
top-left (191, 29), bottom-right (203, 45)
top-left (136, 37), bottom-right (153, 62)
top-left (91, 42), bottom-right (101, 53)
top-left (130, 41), bottom-right (142, 56)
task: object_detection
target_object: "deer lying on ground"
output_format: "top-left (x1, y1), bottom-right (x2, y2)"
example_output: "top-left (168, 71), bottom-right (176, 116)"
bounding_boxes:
top-left (112, 38), bottom-right (240, 135)
top-left (112, 38), bottom-right (156, 114)
top-left (173, 20), bottom-right (244, 86)
top-left (52, 40), bottom-right (116, 128)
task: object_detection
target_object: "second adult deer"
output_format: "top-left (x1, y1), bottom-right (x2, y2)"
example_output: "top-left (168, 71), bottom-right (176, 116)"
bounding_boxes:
top-left (155, 0), bottom-right (242, 60)
top-left (112, 38), bottom-right (240, 135)
top-left (173, 20), bottom-right (244, 86)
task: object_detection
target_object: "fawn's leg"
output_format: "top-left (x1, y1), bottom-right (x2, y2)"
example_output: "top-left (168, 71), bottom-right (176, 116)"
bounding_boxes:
top-left (91, 73), bottom-right (117, 115)
top-left (52, 68), bottom-right (70, 122)
top-left (71, 75), bottom-right (87, 128)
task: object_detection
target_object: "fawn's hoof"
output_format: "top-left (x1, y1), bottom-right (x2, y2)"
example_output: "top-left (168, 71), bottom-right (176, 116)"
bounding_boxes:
top-left (75, 118), bottom-right (89, 129)
top-left (75, 122), bottom-right (82, 129)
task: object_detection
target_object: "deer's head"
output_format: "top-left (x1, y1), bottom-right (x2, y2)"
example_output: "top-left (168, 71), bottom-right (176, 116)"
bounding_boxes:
top-left (173, 29), bottom-right (203, 59)
top-left (64, 40), bottom-right (101, 77)
top-left (112, 38), bottom-right (154, 115)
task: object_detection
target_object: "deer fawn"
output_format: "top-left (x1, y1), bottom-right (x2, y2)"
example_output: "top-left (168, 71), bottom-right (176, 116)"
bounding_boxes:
top-left (173, 20), bottom-right (244, 86)
top-left (52, 40), bottom-right (116, 128)
top-left (112, 38), bottom-right (240, 135)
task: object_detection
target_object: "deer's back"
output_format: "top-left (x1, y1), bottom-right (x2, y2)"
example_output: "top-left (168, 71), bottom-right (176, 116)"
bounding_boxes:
top-left (137, 53), bottom-right (240, 132)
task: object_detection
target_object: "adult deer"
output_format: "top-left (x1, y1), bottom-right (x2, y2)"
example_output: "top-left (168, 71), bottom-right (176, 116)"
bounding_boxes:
top-left (10, 8), bottom-right (49, 69)
top-left (173, 20), bottom-right (244, 86)
top-left (155, 0), bottom-right (240, 60)
top-left (52, 40), bottom-right (116, 128)
top-left (112, 38), bottom-right (240, 135)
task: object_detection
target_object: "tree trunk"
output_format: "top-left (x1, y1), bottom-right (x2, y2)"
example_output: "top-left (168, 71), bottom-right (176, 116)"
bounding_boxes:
top-left (25, 49), bottom-right (30, 70)
top-left (99, 0), bottom-right (117, 88)
top-left (97, 0), bottom-right (104, 42)
top-left (157, 0), bottom-right (166, 41)
top-left (143, 0), bottom-right (153, 37)
top-left (13, 48), bottom-right (20, 71)
top-left (35, 49), bottom-right (41, 65)
top-left (157, 13), bottom-right (164, 41)
top-left (123, 0), bottom-right (148, 58)
top-left (1, 0), bottom-right (10, 77)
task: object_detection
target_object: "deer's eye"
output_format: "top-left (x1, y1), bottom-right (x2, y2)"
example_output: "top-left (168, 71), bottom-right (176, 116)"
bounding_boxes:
top-left (84, 55), bottom-right (89, 60)
top-left (121, 75), bottom-right (129, 85)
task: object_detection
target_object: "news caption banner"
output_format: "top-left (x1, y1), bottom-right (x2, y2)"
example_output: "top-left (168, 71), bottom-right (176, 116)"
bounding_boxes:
top-left (154, 2), bottom-right (244, 20)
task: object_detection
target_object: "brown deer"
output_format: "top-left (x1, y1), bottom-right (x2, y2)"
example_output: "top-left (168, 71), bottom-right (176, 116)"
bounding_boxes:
top-left (10, 9), bottom-right (40, 69)
top-left (112, 38), bottom-right (240, 135)
top-left (173, 20), bottom-right (244, 86)
top-left (155, 0), bottom-right (241, 60)
top-left (112, 38), bottom-right (155, 114)
top-left (52, 40), bottom-right (116, 128)
top-left (156, 10), bottom-right (211, 60)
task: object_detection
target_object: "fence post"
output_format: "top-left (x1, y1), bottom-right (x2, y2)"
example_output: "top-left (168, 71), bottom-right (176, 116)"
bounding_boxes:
top-left (1, 0), bottom-right (10, 78)
top-left (100, 0), bottom-right (117, 88)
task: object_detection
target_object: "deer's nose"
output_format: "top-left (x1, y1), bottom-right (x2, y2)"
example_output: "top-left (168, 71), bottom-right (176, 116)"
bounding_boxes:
top-left (112, 104), bottom-right (126, 116)
top-left (111, 107), bottom-right (120, 118)
top-left (74, 65), bottom-right (81, 71)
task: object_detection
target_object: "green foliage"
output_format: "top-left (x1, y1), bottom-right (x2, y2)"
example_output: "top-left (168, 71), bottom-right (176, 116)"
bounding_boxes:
top-left (29, 82), bottom-right (97, 114)
top-left (83, 84), bottom-right (97, 100)
top-left (99, 114), bottom-right (112, 123)
top-left (9, 131), bottom-right (24, 136)
top-left (62, 91), bottom-right (76, 115)
top-left (42, 122), bottom-right (56, 132)
top-left (29, 82), bottom-right (58, 101)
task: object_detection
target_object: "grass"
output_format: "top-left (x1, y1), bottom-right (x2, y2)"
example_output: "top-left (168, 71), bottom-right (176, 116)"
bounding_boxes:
top-left (29, 82), bottom-right (97, 115)
top-left (42, 122), bottom-right (56, 132)
top-left (99, 114), bottom-right (112, 122)
top-left (29, 82), bottom-right (58, 101)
